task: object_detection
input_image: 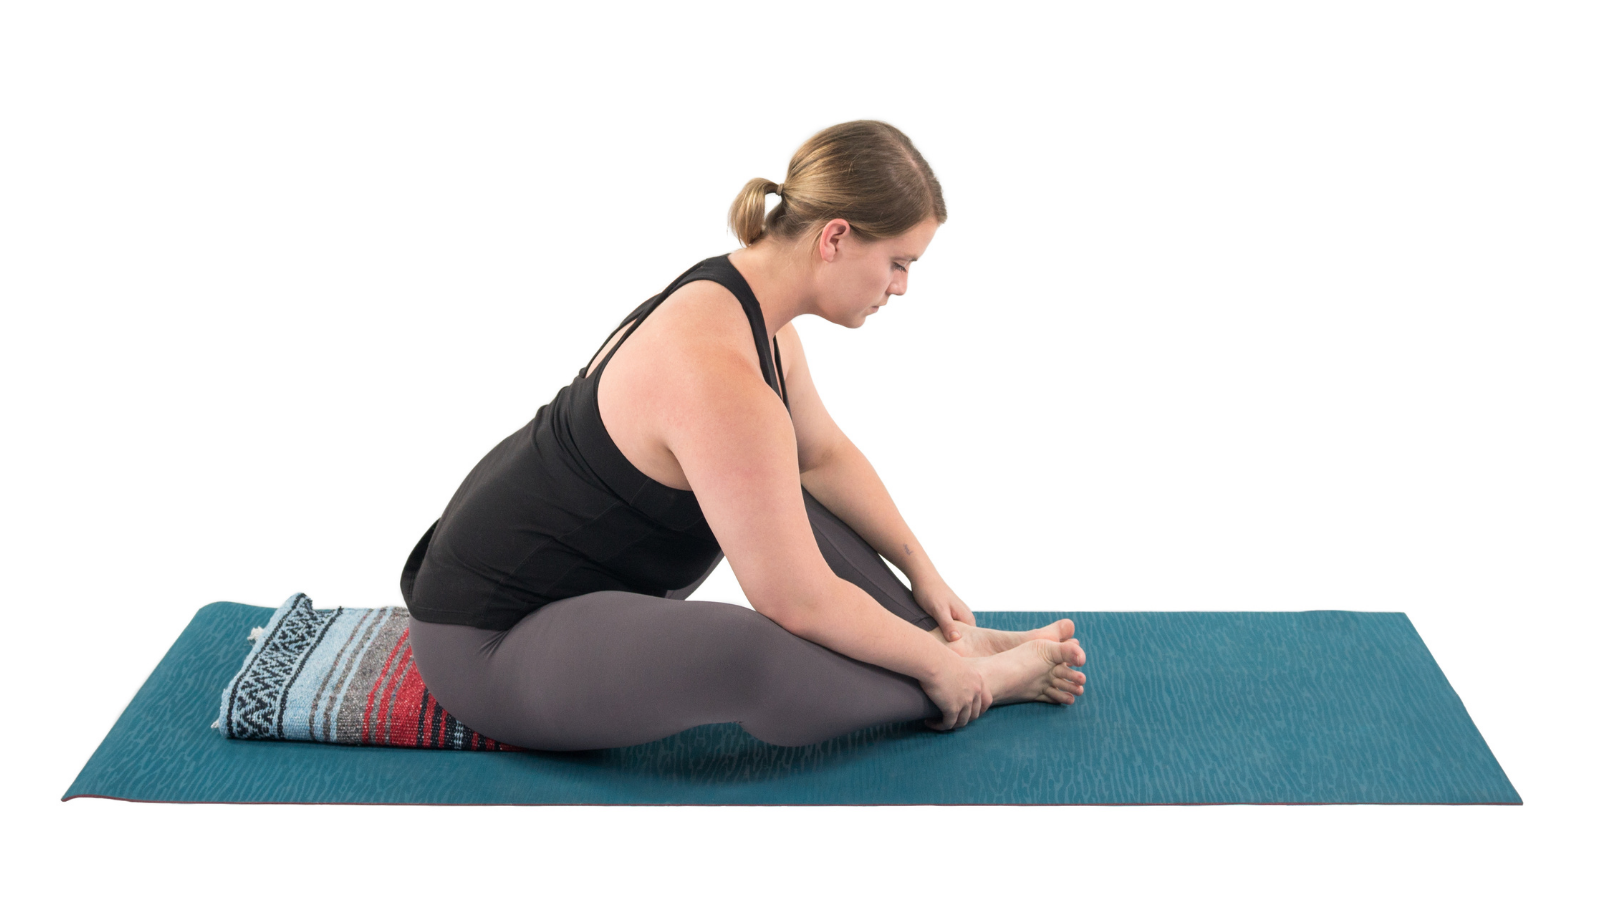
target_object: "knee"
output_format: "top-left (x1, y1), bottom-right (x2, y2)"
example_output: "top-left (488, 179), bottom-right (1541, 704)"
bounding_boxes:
top-left (683, 603), bottom-right (800, 698)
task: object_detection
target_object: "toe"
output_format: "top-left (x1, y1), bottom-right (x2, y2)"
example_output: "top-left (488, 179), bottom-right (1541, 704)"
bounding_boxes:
top-left (1052, 618), bottom-right (1075, 641)
top-left (1039, 639), bottom-right (1073, 666)
top-left (1062, 639), bottom-right (1086, 666)
top-left (1052, 673), bottom-right (1085, 693)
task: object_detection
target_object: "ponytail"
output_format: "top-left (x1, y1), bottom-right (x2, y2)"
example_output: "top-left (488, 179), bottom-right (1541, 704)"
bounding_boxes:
top-left (727, 121), bottom-right (947, 249)
top-left (728, 177), bottom-right (783, 246)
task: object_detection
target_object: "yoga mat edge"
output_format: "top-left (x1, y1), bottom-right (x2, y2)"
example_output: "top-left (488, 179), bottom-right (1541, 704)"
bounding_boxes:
top-left (64, 602), bottom-right (1522, 806)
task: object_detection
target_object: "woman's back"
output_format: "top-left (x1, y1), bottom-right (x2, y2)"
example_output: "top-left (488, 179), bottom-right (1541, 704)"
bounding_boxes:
top-left (401, 254), bottom-right (789, 631)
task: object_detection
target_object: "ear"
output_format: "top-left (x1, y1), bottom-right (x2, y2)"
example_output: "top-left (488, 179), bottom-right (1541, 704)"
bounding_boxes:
top-left (814, 218), bottom-right (852, 262)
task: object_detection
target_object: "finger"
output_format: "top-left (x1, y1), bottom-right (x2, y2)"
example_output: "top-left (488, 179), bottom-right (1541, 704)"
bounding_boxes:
top-left (936, 612), bottom-right (961, 644)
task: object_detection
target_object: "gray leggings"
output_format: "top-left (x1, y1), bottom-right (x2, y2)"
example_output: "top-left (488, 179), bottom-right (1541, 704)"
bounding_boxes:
top-left (408, 489), bottom-right (942, 750)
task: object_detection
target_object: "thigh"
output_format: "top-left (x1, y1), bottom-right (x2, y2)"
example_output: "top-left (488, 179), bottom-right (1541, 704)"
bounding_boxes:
top-left (803, 487), bottom-right (935, 629)
top-left (410, 588), bottom-right (936, 751)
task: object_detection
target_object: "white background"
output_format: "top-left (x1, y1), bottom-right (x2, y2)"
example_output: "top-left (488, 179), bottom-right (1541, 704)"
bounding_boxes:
top-left (3, 2), bottom-right (1595, 896)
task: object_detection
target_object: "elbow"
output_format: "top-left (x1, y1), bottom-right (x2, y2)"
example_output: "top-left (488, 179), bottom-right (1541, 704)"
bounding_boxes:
top-left (798, 436), bottom-right (851, 477)
top-left (747, 584), bottom-right (826, 637)
top-left (749, 593), bottom-right (806, 634)
top-left (738, 561), bottom-right (844, 636)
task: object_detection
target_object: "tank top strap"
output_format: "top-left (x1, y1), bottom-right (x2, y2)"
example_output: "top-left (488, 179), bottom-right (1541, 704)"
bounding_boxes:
top-left (697, 255), bottom-right (788, 409)
top-left (584, 255), bottom-right (789, 409)
top-left (580, 258), bottom-right (706, 379)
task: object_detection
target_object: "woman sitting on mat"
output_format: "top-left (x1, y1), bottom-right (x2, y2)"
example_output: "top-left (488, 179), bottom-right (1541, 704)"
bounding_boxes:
top-left (400, 120), bottom-right (1087, 751)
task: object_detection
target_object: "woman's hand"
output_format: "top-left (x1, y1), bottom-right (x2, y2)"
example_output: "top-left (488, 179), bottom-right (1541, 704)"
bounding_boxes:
top-left (913, 578), bottom-right (977, 644)
top-left (918, 653), bottom-right (992, 732)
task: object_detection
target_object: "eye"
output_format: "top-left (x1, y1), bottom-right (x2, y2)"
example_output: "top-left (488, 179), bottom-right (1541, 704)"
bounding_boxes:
top-left (892, 262), bottom-right (907, 272)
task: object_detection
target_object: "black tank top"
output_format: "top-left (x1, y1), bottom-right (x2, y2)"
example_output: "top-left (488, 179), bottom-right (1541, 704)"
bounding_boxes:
top-left (400, 254), bottom-right (790, 630)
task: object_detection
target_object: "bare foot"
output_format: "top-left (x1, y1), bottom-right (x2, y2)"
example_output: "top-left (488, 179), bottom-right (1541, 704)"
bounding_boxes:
top-left (934, 618), bottom-right (1077, 658)
top-left (971, 639), bottom-right (1087, 706)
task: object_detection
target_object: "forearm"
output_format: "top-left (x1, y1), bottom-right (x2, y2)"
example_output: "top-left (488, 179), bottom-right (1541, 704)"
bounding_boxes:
top-left (777, 577), bottom-right (954, 681)
top-left (800, 439), bottom-right (945, 589)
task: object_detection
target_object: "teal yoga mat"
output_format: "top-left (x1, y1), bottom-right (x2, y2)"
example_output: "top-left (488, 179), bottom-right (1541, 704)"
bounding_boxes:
top-left (64, 602), bottom-right (1519, 805)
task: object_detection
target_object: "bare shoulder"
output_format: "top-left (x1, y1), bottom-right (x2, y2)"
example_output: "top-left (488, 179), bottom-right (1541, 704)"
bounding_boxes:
top-left (602, 276), bottom-right (777, 417)
top-left (592, 275), bottom-right (788, 491)
top-left (627, 279), bottom-right (771, 384)
top-left (642, 281), bottom-right (794, 468)
top-left (652, 279), bottom-right (759, 348)
top-left (652, 280), bottom-right (778, 400)
top-left (662, 293), bottom-right (806, 385)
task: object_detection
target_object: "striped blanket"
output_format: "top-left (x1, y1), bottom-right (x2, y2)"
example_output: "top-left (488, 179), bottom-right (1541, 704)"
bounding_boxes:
top-left (216, 593), bottom-right (517, 751)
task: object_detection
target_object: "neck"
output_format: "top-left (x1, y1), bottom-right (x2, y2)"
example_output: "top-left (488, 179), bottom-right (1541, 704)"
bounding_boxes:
top-left (726, 238), bottom-right (819, 339)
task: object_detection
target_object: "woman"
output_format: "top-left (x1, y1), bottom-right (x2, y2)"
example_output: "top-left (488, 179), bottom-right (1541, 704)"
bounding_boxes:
top-left (400, 120), bottom-right (1087, 751)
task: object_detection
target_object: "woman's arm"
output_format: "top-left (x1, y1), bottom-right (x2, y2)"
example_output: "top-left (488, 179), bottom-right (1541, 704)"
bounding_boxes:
top-left (776, 325), bottom-right (975, 638)
top-left (655, 312), bottom-right (962, 688)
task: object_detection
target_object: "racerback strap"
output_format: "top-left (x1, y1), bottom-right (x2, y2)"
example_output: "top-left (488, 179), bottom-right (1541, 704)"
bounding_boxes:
top-left (583, 256), bottom-right (789, 409)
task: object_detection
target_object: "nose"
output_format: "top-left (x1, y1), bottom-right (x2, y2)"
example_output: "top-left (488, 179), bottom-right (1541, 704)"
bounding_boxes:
top-left (890, 273), bottom-right (907, 296)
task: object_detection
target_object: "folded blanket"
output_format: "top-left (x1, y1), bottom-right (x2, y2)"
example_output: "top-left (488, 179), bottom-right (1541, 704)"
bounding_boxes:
top-left (216, 593), bottom-right (517, 751)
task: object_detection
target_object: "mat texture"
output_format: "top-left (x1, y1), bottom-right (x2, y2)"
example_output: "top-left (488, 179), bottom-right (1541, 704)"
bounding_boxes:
top-left (64, 602), bottom-right (1520, 805)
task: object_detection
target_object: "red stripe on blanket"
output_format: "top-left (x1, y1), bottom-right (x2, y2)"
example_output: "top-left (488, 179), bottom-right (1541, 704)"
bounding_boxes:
top-left (362, 628), bottom-right (408, 744)
top-left (391, 651), bottom-right (430, 746)
top-left (355, 627), bottom-right (518, 751)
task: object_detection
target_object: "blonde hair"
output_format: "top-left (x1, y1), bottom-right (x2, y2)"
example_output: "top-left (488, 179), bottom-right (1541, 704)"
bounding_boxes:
top-left (728, 120), bottom-right (947, 249)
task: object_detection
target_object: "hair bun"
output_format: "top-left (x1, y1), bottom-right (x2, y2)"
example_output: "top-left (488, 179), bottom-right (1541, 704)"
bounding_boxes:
top-left (726, 121), bottom-right (946, 248)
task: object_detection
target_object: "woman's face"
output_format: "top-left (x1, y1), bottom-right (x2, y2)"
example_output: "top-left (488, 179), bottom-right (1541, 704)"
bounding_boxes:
top-left (815, 216), bottom-right (940, 328)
